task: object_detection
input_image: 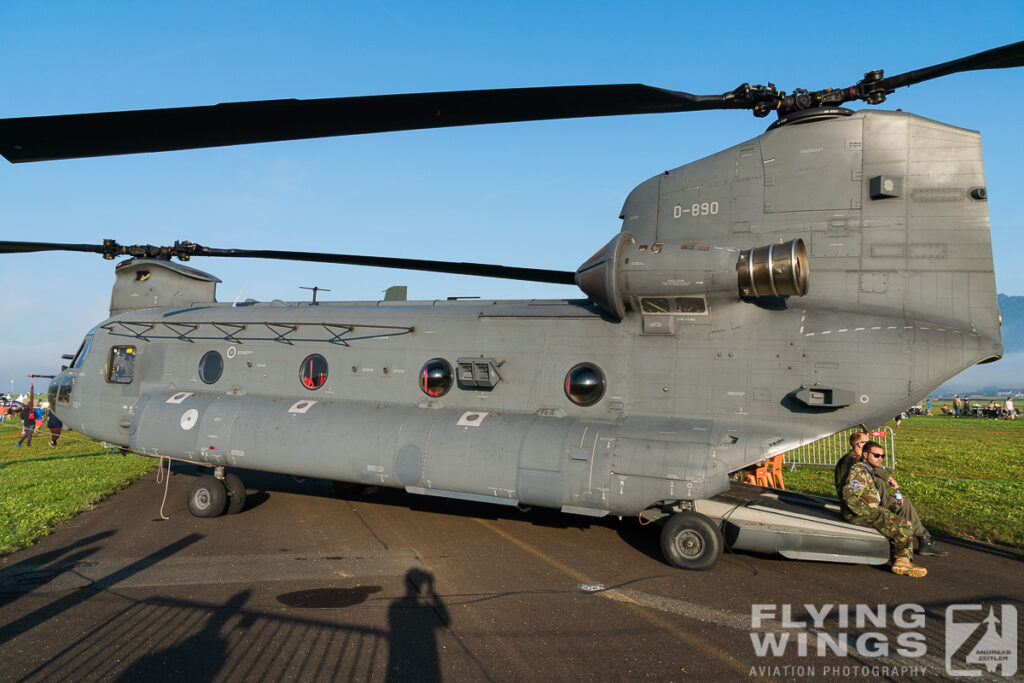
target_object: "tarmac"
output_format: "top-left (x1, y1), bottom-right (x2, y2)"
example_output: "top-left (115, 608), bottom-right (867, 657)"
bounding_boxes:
top-left (1, 463), bottom-right (1021, 681)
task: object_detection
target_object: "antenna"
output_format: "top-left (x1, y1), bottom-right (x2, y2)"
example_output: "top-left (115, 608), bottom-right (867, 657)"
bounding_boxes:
top-left (299, 285), bottom-right (330, 305)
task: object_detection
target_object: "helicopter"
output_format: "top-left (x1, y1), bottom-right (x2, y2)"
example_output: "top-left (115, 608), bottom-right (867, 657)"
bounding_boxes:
top-left (1, 41), bottom-right (1021, 570)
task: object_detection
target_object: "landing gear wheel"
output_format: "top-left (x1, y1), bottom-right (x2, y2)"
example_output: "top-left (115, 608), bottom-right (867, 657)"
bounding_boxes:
top-left (223, 473), bottom-right (246, 514)
top-left (660, 511), bottom-right (724, 570)
top-left (188, 474), bottom-right (228, 517)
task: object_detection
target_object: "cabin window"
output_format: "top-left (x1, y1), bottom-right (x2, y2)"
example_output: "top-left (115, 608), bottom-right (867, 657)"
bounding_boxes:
top-left (419, 358), bottom-right (453, 398)
top-left (300, 354), bottom-right (328, 390)
top-left (57, 375), bottom-right (74, 403)
top-left (71, 335), bottom-right (94, 369)
top-left (564, 363), bottom-right (606, 406)
top-left (106, 346), bottom-right (136, 384)
top-left (199, 350), bottom-right (223, 384)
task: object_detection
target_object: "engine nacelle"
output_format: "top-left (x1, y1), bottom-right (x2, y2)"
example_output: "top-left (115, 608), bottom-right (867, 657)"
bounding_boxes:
top-left (575, 234), bottom-right (808, 320)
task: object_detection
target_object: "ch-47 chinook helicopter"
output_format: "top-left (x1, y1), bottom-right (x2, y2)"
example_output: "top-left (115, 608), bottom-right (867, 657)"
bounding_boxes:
top-left (2, 41), bottom-right (1021, 570)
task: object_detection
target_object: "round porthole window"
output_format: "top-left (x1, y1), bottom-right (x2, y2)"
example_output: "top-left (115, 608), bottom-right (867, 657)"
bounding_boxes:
top-left (565, 363), bottom-right (606, 406)
top-left (300, 354), bottom-right (328, 390)
top-left (198, 350), bottom-right (223, 384)
top-left (420, 358), bottom-right (453, 397)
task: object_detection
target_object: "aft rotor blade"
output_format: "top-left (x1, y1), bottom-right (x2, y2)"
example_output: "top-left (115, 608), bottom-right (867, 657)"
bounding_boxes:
top-left (878, 40), bottom-right (1024, 91)
top-left (0, 85), bottom-right (743, 163)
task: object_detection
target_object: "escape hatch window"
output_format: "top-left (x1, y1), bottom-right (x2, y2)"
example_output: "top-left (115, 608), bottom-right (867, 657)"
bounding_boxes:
top-left (564, 362), bottom-right (606, 406)
top-left (106, 346), bottom-right (136, 384)
top-left (300, 354), bottom-right (328, 390)
top-left (420, 358), bottom-right (454, 398)
top-left (199, 350), bottom-right (224, 384)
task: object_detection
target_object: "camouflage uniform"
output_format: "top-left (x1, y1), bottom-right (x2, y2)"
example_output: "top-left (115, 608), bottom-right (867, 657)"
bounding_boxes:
top-left (833, 448), bottom-right (859, 499)
top-left (842, 461), bottom-right (914, 561)
top-left (871, 465), bottom-right (927, 537)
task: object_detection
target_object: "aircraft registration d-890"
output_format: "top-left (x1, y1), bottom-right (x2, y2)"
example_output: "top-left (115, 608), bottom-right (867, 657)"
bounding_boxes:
top-left (2, 41), bottom-right (1020, 570)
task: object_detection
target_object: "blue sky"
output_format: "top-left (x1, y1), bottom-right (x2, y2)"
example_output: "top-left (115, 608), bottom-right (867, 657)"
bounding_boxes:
top-left (2, 1), bottom-right (1022, 394)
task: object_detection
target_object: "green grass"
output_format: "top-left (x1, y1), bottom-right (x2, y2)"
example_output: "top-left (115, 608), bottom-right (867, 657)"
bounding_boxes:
top-left (0, 423), bottom-right (155, 556)
top-left (785, 414), bottom-right (1024, 547)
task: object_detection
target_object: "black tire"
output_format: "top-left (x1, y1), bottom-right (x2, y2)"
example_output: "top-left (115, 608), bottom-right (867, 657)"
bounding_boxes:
top-left (188, 474), bottom-right (227, 518)
top-left (660, 511), bottom-right (724, 570)
top-left (223, 473), bottom-right (246, 514)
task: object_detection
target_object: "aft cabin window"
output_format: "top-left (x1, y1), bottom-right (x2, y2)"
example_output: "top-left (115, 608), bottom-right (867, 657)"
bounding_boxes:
top-left (106, 346), bottom-right (136, 384)
top-left (564, 363), bottom-right (606, 406)
top-left (419, 358), bottom-right (454, 398)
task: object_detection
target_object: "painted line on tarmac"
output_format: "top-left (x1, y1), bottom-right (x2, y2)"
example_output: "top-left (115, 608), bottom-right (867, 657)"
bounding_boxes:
top-left (474, 518), bottom-right (749, 677)
top-left (601, 588), bottom-right (770, 632)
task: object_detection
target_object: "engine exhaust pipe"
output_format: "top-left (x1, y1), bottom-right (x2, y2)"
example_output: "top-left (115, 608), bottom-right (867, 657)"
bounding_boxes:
top-left (737, 239), bottom-right (808, 298)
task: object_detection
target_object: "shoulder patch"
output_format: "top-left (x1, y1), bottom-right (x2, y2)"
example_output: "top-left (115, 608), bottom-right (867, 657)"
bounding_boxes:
top-left (849, 480), bottom-right (863, 490)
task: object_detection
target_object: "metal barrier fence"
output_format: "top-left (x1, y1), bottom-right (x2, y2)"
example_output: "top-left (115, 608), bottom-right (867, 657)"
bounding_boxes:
top-left (786, 426), bottom-right (896, 470)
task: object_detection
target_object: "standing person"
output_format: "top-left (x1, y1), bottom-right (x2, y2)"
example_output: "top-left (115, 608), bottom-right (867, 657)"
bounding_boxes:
top-left (833, 431), bottom-right (869, 494)
top-left (842, 442), bottom-right (926, 577)
top-left (925, 399), bottom-right (932, 416)
top-left (1005, 395), bottom-right (1016, 420)
top-left (954, 395), bottom-right (962, 418)
top-left (16, 403), bottom-right (36, 448)
top-left (47, 408), bottom-right (64, 447)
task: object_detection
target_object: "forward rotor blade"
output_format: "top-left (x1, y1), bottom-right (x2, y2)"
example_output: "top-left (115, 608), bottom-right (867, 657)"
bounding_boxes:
top-left (0, 239), bottom-right (578, 286)
top-left (0, 85), bottom-right (741, 163)
top-left (0, 240), bottom-right (109, 256)
top-left (878, 40), bottom-right (1024, 91)
top-left (192, 244), bottom-right (577, 285)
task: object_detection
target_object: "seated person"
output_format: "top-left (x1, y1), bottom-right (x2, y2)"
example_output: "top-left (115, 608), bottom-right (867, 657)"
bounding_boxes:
top-left (833, 431), bottom-right (868, 495)
top-left (869, 462), bottom-right (947, 556)
top-left (841, 442), bottom-right (926, 577)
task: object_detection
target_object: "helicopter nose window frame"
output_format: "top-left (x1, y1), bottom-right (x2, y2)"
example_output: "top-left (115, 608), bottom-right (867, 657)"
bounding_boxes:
top-left (71, 334), bottom-right (94, 369)
top-left (420, 358), bottom-right (454, 398)
top-left (564, 362), bottom-right (606, 407)
top-left (300, 354), bottom-right (328, 390)
top-left (106, 345), bottom-right (137, 384)
top-left (198, 350), bottom-right (224, 384)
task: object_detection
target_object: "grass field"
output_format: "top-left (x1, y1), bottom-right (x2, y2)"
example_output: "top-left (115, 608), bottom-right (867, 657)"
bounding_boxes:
top-left (0, 423), bottom-right (155, 556)
top-left (784, 414), bottom-right (1024, 547)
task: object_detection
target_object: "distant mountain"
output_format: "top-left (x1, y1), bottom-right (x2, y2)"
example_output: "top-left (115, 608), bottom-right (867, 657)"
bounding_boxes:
top-left (932, 294), bottom-right (1024, 395)
top-left (998, 294), bottom-right (1024, 354)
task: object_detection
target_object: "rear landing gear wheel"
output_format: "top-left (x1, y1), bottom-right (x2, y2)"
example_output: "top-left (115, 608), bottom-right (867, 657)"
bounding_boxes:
top-left (223, 473), bottom-right (246, 514)
top-left (660, 511), bottom-right (723, 570)
top-left (189, 474), bottom-right (227, 517)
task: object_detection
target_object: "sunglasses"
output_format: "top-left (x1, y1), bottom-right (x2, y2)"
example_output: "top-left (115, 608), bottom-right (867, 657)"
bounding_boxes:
top-left (867, 451), bottom-right (885, 457)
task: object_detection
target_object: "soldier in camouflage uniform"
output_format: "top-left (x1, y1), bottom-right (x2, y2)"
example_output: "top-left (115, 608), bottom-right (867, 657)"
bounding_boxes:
top-left (841, 441), bottom-right (926, 577)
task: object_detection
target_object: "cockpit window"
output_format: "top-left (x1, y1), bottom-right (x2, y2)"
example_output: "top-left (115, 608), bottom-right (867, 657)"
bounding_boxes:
top-left (72, 335), bottom-right (94, 369)
top-left (106, 346), bottom-right (136, 384)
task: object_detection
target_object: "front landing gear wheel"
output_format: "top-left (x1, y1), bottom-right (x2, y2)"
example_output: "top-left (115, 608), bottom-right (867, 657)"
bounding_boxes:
top-left (660, 511), bottom-right (724, 570)
top-left (189, 475), bottom-right (227, 517)
top-left (223, 473), bottom-right (246, 514)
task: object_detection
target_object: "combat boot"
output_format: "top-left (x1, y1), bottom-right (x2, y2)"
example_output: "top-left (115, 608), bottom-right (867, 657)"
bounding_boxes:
top-left (891, 557), bottom-right (927, 578)
top-left (917, 536), bottom-right (948, 556)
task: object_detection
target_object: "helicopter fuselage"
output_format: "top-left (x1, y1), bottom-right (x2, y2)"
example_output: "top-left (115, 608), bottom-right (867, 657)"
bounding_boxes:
top-left (49, 108), bottom-right (1002, 525)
